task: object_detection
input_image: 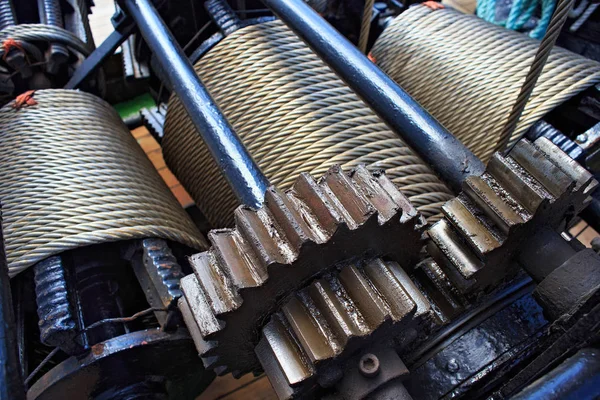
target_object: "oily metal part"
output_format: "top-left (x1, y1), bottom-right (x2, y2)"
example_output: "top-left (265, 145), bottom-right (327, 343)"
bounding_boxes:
top-left (371, 6), bottom-right (600, 162)
top-left (428, 137), bottom-right (598, 293)
top-left (179, 165), bottom-right (426, 375)
top-left (256, 258), bottom-right (432, 399)
top-left (162, 20), bottom-right (452, 228)
top-left (0, 90), bottom-right (208, 277)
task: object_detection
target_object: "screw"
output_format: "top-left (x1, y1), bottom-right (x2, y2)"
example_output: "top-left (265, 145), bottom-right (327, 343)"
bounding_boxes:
top-left (576, 133), bottom-right (588, 144)
top-left (359, 353), bottom-right (380, 378)
top-left (446, 358), bottom-right (460, 373)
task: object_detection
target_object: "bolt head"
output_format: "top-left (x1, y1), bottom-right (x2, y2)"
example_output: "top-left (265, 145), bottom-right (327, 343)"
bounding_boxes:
top-left (359, 353), bottom-right (380, 378)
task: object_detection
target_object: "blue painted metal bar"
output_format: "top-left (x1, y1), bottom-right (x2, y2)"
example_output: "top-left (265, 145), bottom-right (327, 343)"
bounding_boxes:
top-left (121, 0), bottom-right (270, 208)
top-left (261, 0), bottom-right (485, 192)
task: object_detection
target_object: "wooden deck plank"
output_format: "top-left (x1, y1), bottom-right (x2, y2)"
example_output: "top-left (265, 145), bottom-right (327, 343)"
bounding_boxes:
top-left (198, 374), bottom-right (277, 400)
top-left (147, 149), bottom-right (167, 170)
top-left (171, 184), bottom-right (194, 208)
top-left (137, 135), bottom-right (161, 153)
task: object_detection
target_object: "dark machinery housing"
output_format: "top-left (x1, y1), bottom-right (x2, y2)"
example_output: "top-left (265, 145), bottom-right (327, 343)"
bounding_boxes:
top-left (1, 0), bottom-right (600, 399)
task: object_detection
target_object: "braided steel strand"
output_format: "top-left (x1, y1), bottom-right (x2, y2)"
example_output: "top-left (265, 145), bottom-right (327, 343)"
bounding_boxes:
top-left (0, 0), bottom-right (16, 30)
top-left (371, 6), bottom-right (600, 161)
top-left (499, 0), bottom-right (574, 150)
top-left (0, 90), bottom-right (208, 277)
top-left (358, 0), bottom-right (375, 53)
top-left (38, 0), bottom-right (70, 72)
top-left (163, 21), bottom-right (452, 227)
top-left (0, 24), bottom-right (91, 57)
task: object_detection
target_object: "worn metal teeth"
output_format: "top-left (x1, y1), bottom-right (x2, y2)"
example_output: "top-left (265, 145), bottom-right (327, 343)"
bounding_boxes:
top-left (428, 137), bottom-right (598, 292)
top-left (179, 165), bottom-right (426, 375)
top-left (255, 258), bottom-right (431, 399)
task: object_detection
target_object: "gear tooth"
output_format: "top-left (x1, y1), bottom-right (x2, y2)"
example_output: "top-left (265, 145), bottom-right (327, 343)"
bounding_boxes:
top-left (234, 206), bottom-right (286, 266)
top-left (369, 168), bottom-right (420, 223)
top-left (416, 259), bottom-right (466, 322)
top-left (189, 252), bottom-right (241, 314)
top-left (180, 275), bottom-right (222, 342)
top-left (487, 153), bottom-right (549, 214)
top-left (350, 165), bottom-right (404, 224)
top-left (337, 265), bottom-right (390, 330)
top-left (291, 172), bottom-right (344, 238)
top-left (281, 296), bottom-right (336, 364)
top-left (427, 219), bottom-right (482, 291)
top-left (307, 278), bottom-right (361, 346)
top-left (442, 197), bottom-right (502, 257)
top-left (208, 229), bottom-right (266, 288)
top-left (265, 186), bottom-right (314, 250)
top-left (463, 175), bottom-right (526, 235)
top-left (255, 336), bottom-right (299, 400)
top-left (261, 315), bottom-right (314, 386)
top-left (362, 259), bottom-right (416, 321)
top-left (320, 166), bottom-right (374, 229)
top-left (509, 139), bottom-right (574, 198)
top-left (383, 261), bottom-right (431, 319)
top-left (533, 137), bottom-right (598, 203)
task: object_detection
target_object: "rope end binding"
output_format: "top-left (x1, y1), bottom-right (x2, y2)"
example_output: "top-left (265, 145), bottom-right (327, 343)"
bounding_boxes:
top-left (13, 90), bottom-right (37, 110)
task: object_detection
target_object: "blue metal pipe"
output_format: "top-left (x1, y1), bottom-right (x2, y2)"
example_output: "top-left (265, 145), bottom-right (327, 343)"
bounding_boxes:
top-left (513, 348), bottom-right (600, 400)
top-left (261, 0), bottom-right (485, 192)
top-left (121, 0), bottom-right (269, 209)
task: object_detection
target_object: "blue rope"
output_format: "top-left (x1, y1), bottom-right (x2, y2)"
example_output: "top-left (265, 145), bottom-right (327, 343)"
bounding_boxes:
top-left (530, 0), bottom-right (556, 38)
top-left (476, 0), bottom-right (556, 38)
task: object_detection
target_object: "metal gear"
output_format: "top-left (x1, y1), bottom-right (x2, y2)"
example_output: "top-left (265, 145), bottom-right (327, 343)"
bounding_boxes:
top-left (178, 165), bottom-right (426, 375)
top-left (427, 137), bottom-right (598, 293)
top-left (255, 258), bottom-right (432, 399)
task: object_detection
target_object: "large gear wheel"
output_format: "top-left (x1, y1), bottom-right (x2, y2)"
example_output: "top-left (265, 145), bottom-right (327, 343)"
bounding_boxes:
top-left (255, 258), bottom-right (433, 399)
top-left (427, 137), bottom-right (598, 293)
top-left (179, 165), bottom-right (426, 375)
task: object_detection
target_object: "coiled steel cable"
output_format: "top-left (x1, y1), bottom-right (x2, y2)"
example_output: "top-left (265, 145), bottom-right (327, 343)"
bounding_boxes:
top-left (163, 20), bottom-right (453, 228)
top-left (0, 0), bottom-right (16, 30)
top-left (38, 0), bottom-right (70, 70)
top-left (0, 90), bottom-right (208, 277)
top-left (500, 0), bottom-right (574, 149)
top-left (358, 0), bottom-right (375, 53)
top-left (0, 24), bottom-right (91, 57)
top-left (371, 6), bottom-right (600, 162)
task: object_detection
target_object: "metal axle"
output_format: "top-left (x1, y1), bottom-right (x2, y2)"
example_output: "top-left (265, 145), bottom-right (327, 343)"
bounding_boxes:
top-left (121, 0), bottom-right (270, 209)
top-left (261, 0), bottom-right (485, 193)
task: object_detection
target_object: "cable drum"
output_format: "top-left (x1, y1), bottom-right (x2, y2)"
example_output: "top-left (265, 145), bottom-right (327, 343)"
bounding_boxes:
top-left (162, 20), bottom-right (453, 228)
top-left (371, 6), bottom-right (600, 162)
top-left (0, 90), bottom-right (208, 277)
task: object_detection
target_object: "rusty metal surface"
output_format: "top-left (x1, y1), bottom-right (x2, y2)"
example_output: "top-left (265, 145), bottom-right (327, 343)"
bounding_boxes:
top-left (27, 328), bottom-right (214, 400)
top-left (427, 137), bottom-right (598, 293)
top-left (33, 256), bottom-right (83, 355)
top-left (128, 238), bottom-right (185, 329)
top-left (179, 165), bottom-right (426, 376)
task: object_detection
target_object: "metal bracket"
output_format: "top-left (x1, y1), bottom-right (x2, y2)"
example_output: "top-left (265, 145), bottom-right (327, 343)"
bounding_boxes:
top-left (64, 12), bottom-right (135, 89)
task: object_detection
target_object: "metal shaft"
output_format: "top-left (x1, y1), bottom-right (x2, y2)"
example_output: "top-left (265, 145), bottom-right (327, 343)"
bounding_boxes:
top-left (121, 0), bottom-right (269, 209)
top-left (37, 0), bottom-right (70, 74)
top-left (261, 0), bottom-right (485, 193)
top-left (0, 0), bottom-right (16, 29)
top-left (205, 0), bottom-right (243, 36)
top-left (0, 0), bottom-right (31, 78)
